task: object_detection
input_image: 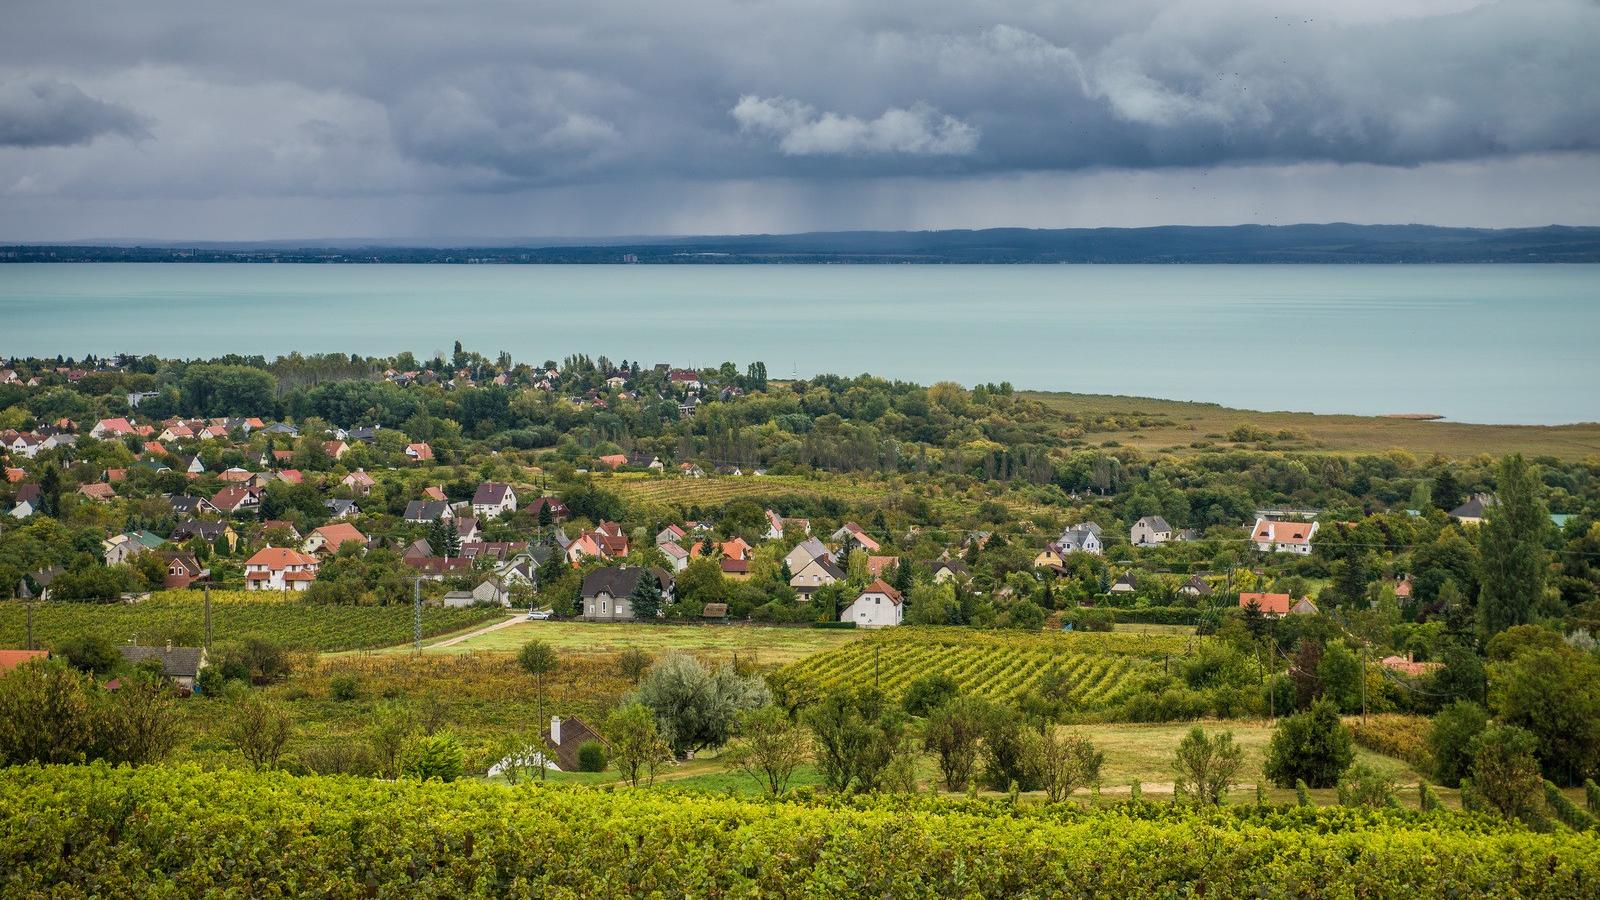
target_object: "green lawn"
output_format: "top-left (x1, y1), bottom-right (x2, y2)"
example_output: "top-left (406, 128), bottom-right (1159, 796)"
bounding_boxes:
top-left (430, 619), bottom-right (862, 666)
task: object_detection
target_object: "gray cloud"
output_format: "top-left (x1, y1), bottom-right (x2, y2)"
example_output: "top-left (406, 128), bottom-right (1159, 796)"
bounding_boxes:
top-left (0, 78), bottom-right (147, 147)
top-left (0, 0), bottom-right (1595, 236)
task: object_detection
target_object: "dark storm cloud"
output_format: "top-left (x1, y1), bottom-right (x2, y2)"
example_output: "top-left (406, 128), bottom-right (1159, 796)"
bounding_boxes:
top-left (0, 78), bottom-right (147, 147)
top-left (0, 0), bottom-right (1596, 236)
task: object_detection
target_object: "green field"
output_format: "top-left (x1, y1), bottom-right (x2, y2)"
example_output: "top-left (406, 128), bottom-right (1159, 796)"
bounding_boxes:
top-left (780, 627), bottom-right (1185, 710)
top-left (433, 619), bottom-right (861, 666)
top-left (0, 600), bottom-right (502, 652)
top-left (602, 471), bottom-right (1058, 519)
top-left (1025, 390), bottom-right (1600, 460)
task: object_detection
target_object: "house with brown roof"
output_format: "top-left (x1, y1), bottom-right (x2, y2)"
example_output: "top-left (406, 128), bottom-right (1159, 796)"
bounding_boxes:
top-left (211, 485), bottom-right (262, 516)
top-left (78, 482), bottom-right (116, 502)
top-left (1249, 518), bottom-right (1318, 555)
top-left (341, 469), bottom-right (377, 496)
top-left (157, 551), bottom-right (209, 589)
top-left (405, 442), bottom-right (434, 462)
top-left (244, 547), bottom-right (318, 591)
top-left (303, 523), bottom-right (368, 555)
top-left (841, 580), bottom-right (903, 627)
top-left (831, 522), bottom-right (881, 553)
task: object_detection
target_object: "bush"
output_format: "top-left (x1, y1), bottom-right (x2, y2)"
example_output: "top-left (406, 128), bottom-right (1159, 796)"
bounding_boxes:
top-left (1419, 781), bottom-right (1442, 812)
top-left (328, 674), bottom-right (361, 702)
top-left (1171, 727), bottom-right (1242, 805)
top-left (902, 674), bottom-right (959, 718)
top-left (1544, 781), bottom-right (1598, 831)
top-left (1428, 701), bottom-right (1489, 788)
top-left (402, 732), bottom-right (464, 782)
top-left (1337, 762), bottom-right (1397, 808)
top-left (55, 634), bottom-right (121, 675)
top-left (1469, 725), bottom-right (1546, 825)
top-left (576, 741), bottom-right (608, 773)
top-left (1264, 700), bottom-right (1354, 789)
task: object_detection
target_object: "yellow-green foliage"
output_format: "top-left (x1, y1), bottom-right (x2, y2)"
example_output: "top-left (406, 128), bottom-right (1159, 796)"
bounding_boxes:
top-left (1349, 714), bottom-right (1435, 773)
top-left (780, 628), bottom-right (1182, 709)
top-left (4, 765), bottom-right (1598, 896)
top-left (0, 600), bottom-right (499, 652)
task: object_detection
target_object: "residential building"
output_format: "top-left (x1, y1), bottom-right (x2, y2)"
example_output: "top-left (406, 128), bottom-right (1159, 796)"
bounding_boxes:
top-left (471, 482), bottom-right (517, 518)
top-left (580, 566), bottom-right (674, 621)
top-left (244, 547), bottom-right (319, 591)
top-left (840, 580), bottom-right (903, 628)
top-left (1248, 518), bottom-right (1318, 554)
top-left (1130, 516), bottom-right (1174, 546)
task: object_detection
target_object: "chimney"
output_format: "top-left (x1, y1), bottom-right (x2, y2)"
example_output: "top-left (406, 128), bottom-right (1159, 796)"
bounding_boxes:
top-left (550, 715), bottom-right (561, 746)
top-left (165, 639), bottom-right (173, 652)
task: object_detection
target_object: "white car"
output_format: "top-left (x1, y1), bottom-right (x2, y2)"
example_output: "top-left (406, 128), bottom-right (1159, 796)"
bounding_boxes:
top-left (525, 608), bottom-right (553, 620)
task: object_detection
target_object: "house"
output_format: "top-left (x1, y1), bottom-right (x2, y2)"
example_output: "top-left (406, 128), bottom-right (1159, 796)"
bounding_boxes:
top-left (692, 537), bottom-right (751, 561)
top-left (764, 509), bottom-right (812, 534)
top-left (1289, 596), bottom-right (1320, 616)
top-left (1108, 572), bottom-right (1139, 594)
top-left (678, 462), bottom-right (705, 478)
top-left (341, 469), bottom-right (377, 496)
top-left (656, 524), bottom-right (687, 547)
top-left (324, 498), bottom-right (360, 520)
top-left (471, 482), bottom-right (517, 518)
top-left (403, 556), bottom-right (474, 580)
top-left (217, 467), bottom-right (254, 483)
top-left (866, 556), bottom-right (899, 579)
top-left (0, 650), bottom-right (49, 672)
top-left (405, 442), bottom-right (434, 462)
top-left (78, 482), bottom-right (116, 502)
top-left (1380, 653), bottom-right (1443, 677)
top-left (404, 500), bottom-right (454, 523)
top-left (323, 440), bottom-right (349, 460)
top-left (422, 486), bottom-right (448, 502)
top-left (171, 520), bottom-right (237, 550)
top-left (118, 644), bottom-right (207, 692)
top-left (1249, 518), bottom-right (1318, 554)
top-left (626, 451), bottom-right (663, 470)
top-left (1178, 575), bottom-right (1213, 597)
top-left (785, 537), bottom-right (832, 574)
top-left (458, 540), bottom-right (527, 562)
top-left (90, 418), bottom-right (136, 439)
top-left (840, 580), bottom-right (903, 628)
top-left (16, 566), bottom-right (63, 600)
top-left (790, 555), bottom-right (845, 598)
top-left (9, 484), bottom-right (40, 519)
top-left (541, 715), bottom-right (608, 772)
top-left (658, 540), bottom-right (690, 572)
top-left (453, 517), bottom-right (481, 543)
top-left (103, 531), bottom-right (162, 566)
top-left (303, 523), bottom-right (368, 555)
top-left (928, 559), bottom-right (969, 584)
top-left (1130, 516), bottom-right (1174, 547)
top-left (1449, 494), bottom-right (1494, 526)
top-left (442, 590), bottom-right (479, 608)
top-left (156, 551), bottom-right (208, 589)
top-left (719, 558), bottom-right (751, 580)
top-left (1238, 592), bottom-right (1293, 617)
top-left (1055, 523), bottom-right (1103, 556)
top-left (210, 486), bottom-right (262, 516)
top-left (580, 566), bottom-right (674, 621)
top-left (244, 547), bottom-right (319, 591)
top-left (597, 454), bottom-right (627, 470)
top-left (831, 522), bottom-right (881, 553)
top-left (526, 497), bottom-right (570, 523)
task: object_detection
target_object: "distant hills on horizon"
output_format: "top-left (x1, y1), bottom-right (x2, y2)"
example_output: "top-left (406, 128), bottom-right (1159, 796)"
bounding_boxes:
top-left (6, 223), bottom-right (1600, 263)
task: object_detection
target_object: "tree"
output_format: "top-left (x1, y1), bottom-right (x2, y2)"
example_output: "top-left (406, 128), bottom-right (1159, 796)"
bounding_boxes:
top-left (55, 634), bottom-right (121, 675)
top-left (634, 653), bottom-right (770, 756)
top-left (230, 695), bottom-right (293, 771)
top-left (1172, 726), bottom-right (1244, 804)
top-left (901, 673), bottom-right (958, 718)
top-left (628, 572), bottom-right (664, 621)
top-left (1490, 647), bottom-right (1600, 785)
top-left (428, 517), bottom-right (460, 559)
top-left (1337, 762), bottom-right (1397, 808)
top-left (517, 640), bottom-right (561, 778)
top-left (728, 706), bottom-right (809, 796)
top-left (980, 705), bottom-right (1037, 792)
top-left (1316, 640), bottom-right (1363, 714)
top-left (1477, 454), bottom-right (1549, 637)
top-left (368, 700), bottom-right (415, 779)
top-left (1469, 725), bottom-right (1547, 824)
top-left (923, 696), bottom-right (988, 792)
top-left (1433, 642), bottom-right (1486, 705)
top-left (1428, 700), bottom-right (1490, 788)
top-left (805, 686), bottom-right (907, 793)
top-left (0, 661), bottom-right (99, 765)
top-left (1264, 700), bottom-right (1354, 789)
top-left (616, 648), bottom-right (653, 684)
top-left (1290, 640), bottom-right (1324, 709)
top-left (605, 702), bottom-right (671, 787)
top-left (403, 731), bottom-right (464, 782)
top-left (100, 671), bottom-right (181, 766)
top-left (1033, 729), bottom-right (1104, 804)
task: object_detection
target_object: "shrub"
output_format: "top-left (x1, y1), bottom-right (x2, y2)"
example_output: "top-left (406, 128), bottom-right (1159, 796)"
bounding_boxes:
top-left (1469, 725), bottom-right (1546, 825)
top-left (1419, 781), bottom-right (1442, 811)
top-left (1295, 779), bottom-right (1311, 806)
top-left (1337, 763), bottom-right (1397, 808)
top-left (328, 674), bottom-right (361, 702)
top-left (1544, 781), bottom-right (1597, 831)
top-left (902, 674), bottom-right (959, 718)
top-left (576, 741), bottom-right (608, 773)
top-left (1588, 778), bottom-right (1600, 814)
top-left (1428, 701), bottom-right (1489, 788)
top-left (1171, 727), bottom-right (1243, 805)
top-left (402, 731), bottom-right (464, 782)
top-left (1264, 700), bottom-right (1353, 789)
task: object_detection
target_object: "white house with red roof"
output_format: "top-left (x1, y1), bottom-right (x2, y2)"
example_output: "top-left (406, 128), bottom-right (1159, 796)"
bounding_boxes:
top-left (244, 547), bottom-right (319, 591)
top-left (1249, 518), bottom-right (1318, 554)
top-left (405, 442), bottom-right (434, 462)
top-left (841, 579), bottom-right (903, 628)
top-left (302, 523), bottom-right (368, 556)
top-left (830, 522), bottom-right (881, 553)
top-left (90, 417), bottom-right (137, 439)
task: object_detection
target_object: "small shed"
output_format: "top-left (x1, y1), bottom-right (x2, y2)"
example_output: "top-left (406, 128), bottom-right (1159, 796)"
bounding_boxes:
top-left (701, 602), bottom-right (729, 623)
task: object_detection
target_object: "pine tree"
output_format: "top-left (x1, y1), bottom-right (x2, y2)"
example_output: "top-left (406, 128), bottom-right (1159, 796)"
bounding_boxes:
top-left (629, 572), bottom-right (664, 621)
top-left (1478, 455), bottom-right (1549, 637)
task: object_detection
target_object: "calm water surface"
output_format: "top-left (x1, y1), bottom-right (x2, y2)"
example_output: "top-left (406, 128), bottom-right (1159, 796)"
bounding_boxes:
top-left (1, 263), bottom-right (1595, 424)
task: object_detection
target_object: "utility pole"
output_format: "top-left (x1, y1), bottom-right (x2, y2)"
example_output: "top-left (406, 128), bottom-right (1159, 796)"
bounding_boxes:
top-left (26, 600), bottom-right (34, 651)
top-left (874, 645), bottom-right (881, 688)
top-left (413, 577), bottom-right (423, 652)
top-left (203, 581), bottom-right (213, 651)
top-left (1359, 646), bottom-right (1368, 724)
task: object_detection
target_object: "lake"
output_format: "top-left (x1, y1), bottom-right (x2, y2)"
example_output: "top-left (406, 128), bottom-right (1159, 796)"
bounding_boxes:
top-left (1, 263), bottom-right (1596, 424)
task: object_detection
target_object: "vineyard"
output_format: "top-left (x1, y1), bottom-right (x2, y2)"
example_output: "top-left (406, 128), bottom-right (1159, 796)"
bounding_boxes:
top-left (605, 472), bottom-right (1057, 520)
top-left (0, 600), bottom-right (501, 652)
top-left (4, 765), bottom-right (1596, 897)
top-left (779, 628), bottom-right (1187, 711)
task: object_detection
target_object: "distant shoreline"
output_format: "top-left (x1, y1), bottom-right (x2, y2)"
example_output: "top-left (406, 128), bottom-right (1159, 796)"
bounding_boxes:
top-left (4, 223), bottom-right (1600, 264)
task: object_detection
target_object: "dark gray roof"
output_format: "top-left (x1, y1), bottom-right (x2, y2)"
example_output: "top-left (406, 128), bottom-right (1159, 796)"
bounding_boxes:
top-left (581, 566), bottom-right (672, 599)
top-left (1136, 516), bottom-right (1173, 533)
top-left (472, 482), bottom-right (513, 505)
top-left (171, 520), bottom-right (228, 541)
top-left (404, 500), bottom-right (452, 521)
top-left (119, 645), bottom-right (205, 678)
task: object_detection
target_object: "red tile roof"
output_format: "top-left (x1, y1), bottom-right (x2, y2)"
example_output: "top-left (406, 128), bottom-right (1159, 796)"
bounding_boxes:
top-left (860, 580), bottom-right (903, 604)
top-left (1239, 592), bottom-right (1291, 615)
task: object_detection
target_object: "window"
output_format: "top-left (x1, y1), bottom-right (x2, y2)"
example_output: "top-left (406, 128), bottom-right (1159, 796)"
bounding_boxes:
top-left (601, 600), bottom-right (608, 614)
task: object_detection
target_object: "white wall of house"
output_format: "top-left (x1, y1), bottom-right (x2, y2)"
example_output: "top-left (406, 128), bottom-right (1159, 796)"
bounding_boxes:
top-left (840, 591), bottom-right (901, 627)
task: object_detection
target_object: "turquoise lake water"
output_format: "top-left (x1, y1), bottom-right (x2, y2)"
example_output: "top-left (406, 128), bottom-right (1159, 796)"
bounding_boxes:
top-left (1, 263), bottom-right (1596, 424)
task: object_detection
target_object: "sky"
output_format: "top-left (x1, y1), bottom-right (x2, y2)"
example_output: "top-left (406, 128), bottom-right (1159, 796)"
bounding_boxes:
top-left (1, 0), bottom-right (1597, 241)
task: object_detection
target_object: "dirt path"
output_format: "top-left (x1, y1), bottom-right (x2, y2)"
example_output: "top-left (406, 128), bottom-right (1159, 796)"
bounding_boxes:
top-left (424, 614), bottom-right (524, 650)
